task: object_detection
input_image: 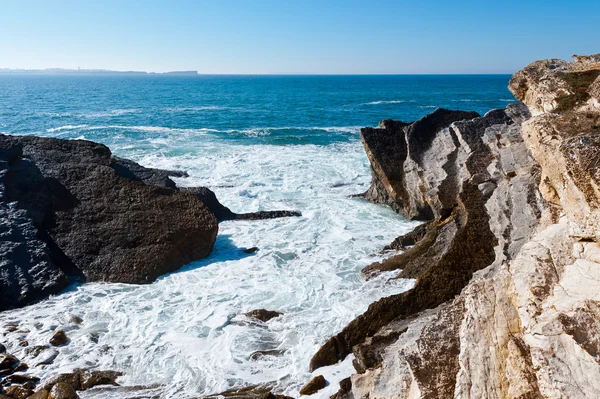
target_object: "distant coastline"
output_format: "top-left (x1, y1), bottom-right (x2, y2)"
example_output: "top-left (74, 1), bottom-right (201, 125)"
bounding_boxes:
top-left (0, 68), bottom-right (198, 76)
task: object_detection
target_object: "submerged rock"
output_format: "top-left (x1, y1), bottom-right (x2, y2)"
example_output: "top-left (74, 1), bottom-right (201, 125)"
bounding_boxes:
top-left (245, 309), bottom-right (282, 322)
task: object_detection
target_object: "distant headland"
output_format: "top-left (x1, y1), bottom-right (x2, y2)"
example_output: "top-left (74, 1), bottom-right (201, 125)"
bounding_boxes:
top-left (0, 68), bottom-right (199, 76)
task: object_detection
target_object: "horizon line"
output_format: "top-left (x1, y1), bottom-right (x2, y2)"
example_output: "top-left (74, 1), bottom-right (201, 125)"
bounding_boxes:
top-left (0, 68), bottom-right (515, 76)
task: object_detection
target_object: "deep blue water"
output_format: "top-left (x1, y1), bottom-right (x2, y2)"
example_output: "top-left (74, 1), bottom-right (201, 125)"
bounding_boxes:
top-left (0, 74), bottom-right (515, 147)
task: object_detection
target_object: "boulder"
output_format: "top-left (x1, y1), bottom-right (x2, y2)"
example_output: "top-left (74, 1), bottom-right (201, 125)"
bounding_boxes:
top-left (49, 331), bottom-right (67, 347)
top-left (4, 385), bottom-right (33, 399)
top-left (0, 354), bottom-right (18, 370)
top-left (299, 375), bottom-right (326, 395)
top-left (26, 390), bottom-right (49, 399)
top-left (48, 383), bottom-right (78, 399)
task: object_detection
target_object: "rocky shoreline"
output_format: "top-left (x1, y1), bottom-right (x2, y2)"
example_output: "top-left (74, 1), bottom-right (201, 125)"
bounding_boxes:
top-left (0, 135), bottom-right (300, 398)
top-left (308, 54), bottom-right (600, 399)
top-left (2, 53), bottom-right (600, 398)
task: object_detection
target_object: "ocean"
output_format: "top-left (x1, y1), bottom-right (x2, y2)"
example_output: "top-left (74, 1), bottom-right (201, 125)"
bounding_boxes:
top-left (0, 74), bottom-right (515, 398)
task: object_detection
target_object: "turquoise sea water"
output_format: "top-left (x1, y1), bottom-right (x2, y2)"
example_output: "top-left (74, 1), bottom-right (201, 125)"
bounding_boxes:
top-left (0, 74), bottom-right (514, 147)
top-left (0, 75), bottom-right (515, 398)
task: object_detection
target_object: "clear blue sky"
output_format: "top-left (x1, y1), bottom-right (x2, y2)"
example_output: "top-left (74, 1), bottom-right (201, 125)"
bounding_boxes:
top-left (1, 0), bottom-right (598, 74)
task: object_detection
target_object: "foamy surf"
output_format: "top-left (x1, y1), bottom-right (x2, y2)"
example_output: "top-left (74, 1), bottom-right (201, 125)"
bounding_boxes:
top-left (0, 140), bottom-right (417, 398)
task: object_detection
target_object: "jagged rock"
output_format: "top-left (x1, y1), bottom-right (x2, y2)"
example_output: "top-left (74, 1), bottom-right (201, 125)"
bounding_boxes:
top-left (330, 377), bottom-right (352, 399)
top-left (49, 331), bottom-right (67, 347)
top-left (27, 390), bottom-right (49, 399)
top-left (48, 383), bottom-right (78, 399)
top-left (110, 156), bottom-right (188, 189)
top-left (79, 369), bottom-right (122, 390)
top-left (243, 247), bottom-right (259, 254)
top-left (299, 375), bottom-right (326, 395)
top-left (311, 103), bottom-right (537, 372)
top-left (319, 54), bottom-right (600, 399)
top-left (245, 309), bottom-right (282, 322)
top-left (39, 369), bottom-right (122, 392)
top-left (0, 135), bottom-right (218, 310)
top-left (206, 385), bottom-right (292, 399)
top-left (12, 364), bottom-right (27, 373)
top-left (0, 354), bottom-right (19, 370)
top-left (181, 187), bottom-right (301, 222)
top-left (4, 385), bottom-right (33, 399)
top-left (2, 373), bottom-right (40, 385)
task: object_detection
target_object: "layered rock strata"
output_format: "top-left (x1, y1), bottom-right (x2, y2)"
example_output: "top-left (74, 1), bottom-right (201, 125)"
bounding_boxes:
top-left (313, 55), bottom-right (600, 399)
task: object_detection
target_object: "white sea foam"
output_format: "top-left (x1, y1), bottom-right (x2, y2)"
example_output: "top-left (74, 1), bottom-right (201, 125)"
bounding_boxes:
top-left (44, 125), bottom-right (361, 139)
top-left (0, 139), bottom-right (417, 398)
top-left (363, 100), bottom-right (406, 105)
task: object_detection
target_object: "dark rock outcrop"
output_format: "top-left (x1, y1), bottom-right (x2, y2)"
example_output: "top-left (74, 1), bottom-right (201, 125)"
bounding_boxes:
top-left (180, 187), bottom-right (301, 222)
top-left (0, 135), bottom-right (218, 310)
top-left (299, 375), bottom-right (326, 395)
top-left (205, 385), bottom-right (293, 399)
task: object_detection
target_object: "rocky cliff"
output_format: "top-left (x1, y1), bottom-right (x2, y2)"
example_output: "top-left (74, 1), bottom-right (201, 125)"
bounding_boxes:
top-left (311, 54), bottom-right (600, 399)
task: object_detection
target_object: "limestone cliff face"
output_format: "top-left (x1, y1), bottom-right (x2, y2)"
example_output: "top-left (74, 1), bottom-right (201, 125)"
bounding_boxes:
top-left (315, 54), bottom-right (600, 399)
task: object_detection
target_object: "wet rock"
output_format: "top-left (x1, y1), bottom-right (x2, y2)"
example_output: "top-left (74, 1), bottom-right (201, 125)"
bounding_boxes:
top-left (206, 385), bottom-right (292, 399)
top-left (299, 375), bottom-right (326, 395)
top-left (330, 377), bottom-right (352, 399)
top-left (4, 385), bottom-right (33, 399)
top-left (79, 369), bottom-right (122, 390)
top-left (0, 345), bottom-right (5, 354)
top-left (2, 373), bottom-right (40, 385)
top-left (249, 350), bottom-right (285, 361)
top-left (40, 369), bottom-right (122, 392)
top-left (24, 346), bottom-right (48, 358)
top-left (245, 309), bottom-right (282, 322)
top-left (34, 349), bottom-right (58, 366)
top-left (0, 355), bottom-right (19, 370)
top-left (13, 364), bottom-right (27, 373)
top-left (48, 383), bottom-right (78, 399)
top-left (49, 331), bottom-right (67, 347)
top-left (27, 390), bottom-right (50, 399)
top-left (17, 340), bottom-right (28, 348)
top-left (243, 247), bottom-right (259, 254)
top-left (68, 316), bottom-right (82, 325)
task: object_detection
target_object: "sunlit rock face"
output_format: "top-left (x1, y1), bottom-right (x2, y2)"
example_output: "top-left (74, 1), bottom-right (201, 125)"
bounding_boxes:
top-left (319, 54), bottom-right (600, 399)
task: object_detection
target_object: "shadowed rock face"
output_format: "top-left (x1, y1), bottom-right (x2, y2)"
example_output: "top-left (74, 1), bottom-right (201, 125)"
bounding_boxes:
top-left (0, 134), bottom-right (219, 310)
top-left (320, 55), bottom-right (600, 399)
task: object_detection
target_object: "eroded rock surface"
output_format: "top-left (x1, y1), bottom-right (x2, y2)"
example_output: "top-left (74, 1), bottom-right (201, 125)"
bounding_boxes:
top-left (316, 55), bottom-right (600, 399)
top-left (0, 135), bottom-right (219, 310)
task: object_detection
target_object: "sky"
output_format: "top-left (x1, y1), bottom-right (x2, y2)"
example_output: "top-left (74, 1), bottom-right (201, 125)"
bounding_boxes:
top-left (1, 0), bottom-right (599, 74)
